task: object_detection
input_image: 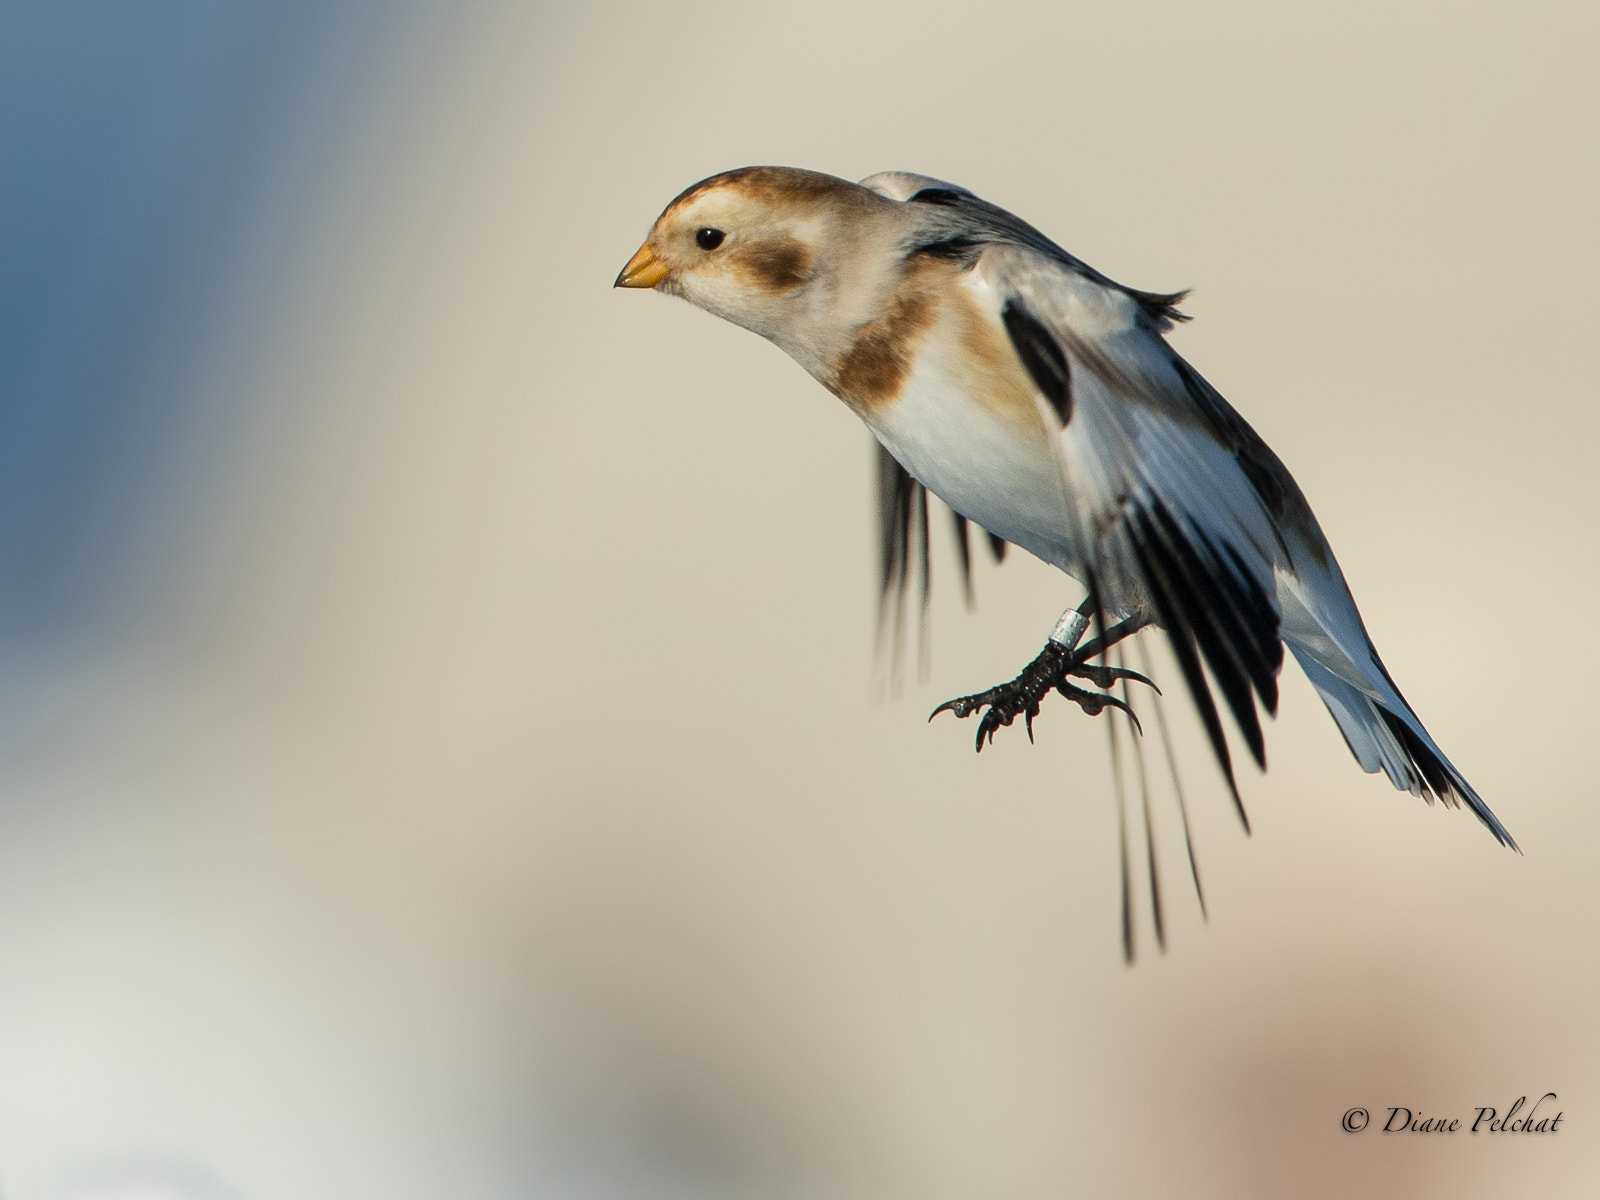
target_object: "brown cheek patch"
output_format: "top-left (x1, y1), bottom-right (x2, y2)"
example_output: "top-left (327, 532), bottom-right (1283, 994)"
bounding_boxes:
top-left (735, 237), bottom-right (812, 294)
top-left (829, 287), bottom-right (938, 413)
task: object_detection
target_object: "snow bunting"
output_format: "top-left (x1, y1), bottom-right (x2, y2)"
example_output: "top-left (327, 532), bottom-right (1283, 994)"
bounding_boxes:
top-left (615, 166), bottom-right (1514, 945)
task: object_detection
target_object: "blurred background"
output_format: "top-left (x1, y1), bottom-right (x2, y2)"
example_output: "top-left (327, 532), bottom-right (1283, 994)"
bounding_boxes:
top-left (0, 1), bottom-right (1595, 1197)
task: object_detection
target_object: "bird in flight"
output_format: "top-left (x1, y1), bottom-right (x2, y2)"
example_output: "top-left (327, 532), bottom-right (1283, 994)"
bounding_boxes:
top-left (615, 166), bottom-right (1515, 955)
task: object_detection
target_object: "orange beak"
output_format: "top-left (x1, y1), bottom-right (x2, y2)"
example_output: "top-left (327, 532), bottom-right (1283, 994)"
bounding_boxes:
top-left (614, 242), bottom-right (670, 288)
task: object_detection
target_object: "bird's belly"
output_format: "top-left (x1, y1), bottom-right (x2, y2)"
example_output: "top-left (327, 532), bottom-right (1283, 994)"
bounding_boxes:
top-left (863, 360), bottom-right (1082, 573)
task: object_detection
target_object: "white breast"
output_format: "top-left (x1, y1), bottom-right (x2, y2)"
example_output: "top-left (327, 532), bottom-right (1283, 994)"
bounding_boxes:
top-left (861, 274), bottom-right (1084, 575)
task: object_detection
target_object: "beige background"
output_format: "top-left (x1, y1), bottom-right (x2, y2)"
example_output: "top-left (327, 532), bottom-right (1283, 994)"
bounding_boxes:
top-left (0, 2), bottom-right (1595, 1197)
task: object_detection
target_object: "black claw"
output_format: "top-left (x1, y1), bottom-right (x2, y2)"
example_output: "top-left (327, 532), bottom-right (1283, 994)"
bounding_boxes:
top-left (932, 635), bottom-right (1150, 749)
top-left (932, 694), bottom-right (979, 722)
top-left (1062, 684), bottom-right (1143, 735)
top-left (1067, 662), bottom-right (1160, 694)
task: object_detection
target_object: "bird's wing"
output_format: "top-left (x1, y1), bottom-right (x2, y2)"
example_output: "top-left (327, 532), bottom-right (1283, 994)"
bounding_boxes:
top-left (977, 236), bottom-right (1294, 812)
top-left (868, 181), bottom-right (1510, 846)
top-left (979, 236), bottom-right (1513, 846)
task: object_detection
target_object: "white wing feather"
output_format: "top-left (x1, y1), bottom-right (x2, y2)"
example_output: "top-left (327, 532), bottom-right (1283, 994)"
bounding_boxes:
top-left (975, 240), bottom-right (1512, 846)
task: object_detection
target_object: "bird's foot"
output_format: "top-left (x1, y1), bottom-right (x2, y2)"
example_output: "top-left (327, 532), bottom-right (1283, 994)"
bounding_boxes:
top-left (929, 641), bottom-right (1154, 751)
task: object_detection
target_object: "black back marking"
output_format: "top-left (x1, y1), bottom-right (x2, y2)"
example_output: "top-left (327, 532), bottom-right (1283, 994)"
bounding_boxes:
top-left (909, 235), bottom-right (982, 265)
top-left (908, 187), bottom-right (967, 206)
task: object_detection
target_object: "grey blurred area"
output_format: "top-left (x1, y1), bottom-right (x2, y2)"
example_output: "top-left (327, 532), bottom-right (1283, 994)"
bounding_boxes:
top-left (0, 3), bottom-right (348, 642)
top-left (0, 1), bottom-right (1597, 1198)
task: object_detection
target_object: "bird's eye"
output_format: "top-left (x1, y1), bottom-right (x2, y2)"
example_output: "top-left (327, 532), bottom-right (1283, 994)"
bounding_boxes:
top-left (695, 227), bottom-right (725, 250)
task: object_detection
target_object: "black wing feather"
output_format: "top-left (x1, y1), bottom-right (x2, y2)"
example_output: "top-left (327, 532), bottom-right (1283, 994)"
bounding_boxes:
top-left (1001, 300), bottom-right (1073, 426)
top-left (1126, 496), bottom-right (1288, 832)
top-left (1142, 504), bottom-right (1281, 774)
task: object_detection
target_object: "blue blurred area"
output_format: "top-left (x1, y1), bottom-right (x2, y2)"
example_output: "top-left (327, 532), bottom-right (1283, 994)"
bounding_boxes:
top-left (0, 3), bottom-right (369, 642)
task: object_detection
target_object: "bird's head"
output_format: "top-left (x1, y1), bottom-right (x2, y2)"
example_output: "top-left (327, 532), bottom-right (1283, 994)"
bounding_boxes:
top-left (614, 166), bottom-right (898, 364)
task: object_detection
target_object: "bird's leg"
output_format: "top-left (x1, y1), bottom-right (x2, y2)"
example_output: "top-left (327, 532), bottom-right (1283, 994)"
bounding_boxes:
top-left (930, 601), bottom-right (1156, 751)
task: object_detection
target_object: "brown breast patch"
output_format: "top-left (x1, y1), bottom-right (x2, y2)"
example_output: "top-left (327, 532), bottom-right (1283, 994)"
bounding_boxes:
top-left (943, 286), bottom-right (1050, 430)
top-left (828, 285), bottom-right (939, 413)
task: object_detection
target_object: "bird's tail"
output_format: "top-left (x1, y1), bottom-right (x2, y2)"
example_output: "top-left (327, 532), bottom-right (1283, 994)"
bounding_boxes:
top-left (1284, 636), bottom-right (1517, 850)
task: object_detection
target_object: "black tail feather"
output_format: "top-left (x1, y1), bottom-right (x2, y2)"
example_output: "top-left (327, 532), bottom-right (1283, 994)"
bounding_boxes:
top-left (876, 441), bottom-right (1010, 674)
top-left (1106, 684), bottom-right (1134, 965)
top-left (1118, 643), bottom-right (1164, 952)
top-left (1136, 636), bottom-right (1207, 920)
top-left (874, 445), bottom-right (917, 685)
top-left (1376, 706), bottom-right (1458, 809)
top-left (914, 483), bottom-right (931, 681)
top-left (951, 512), bottom-right (975, 609)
